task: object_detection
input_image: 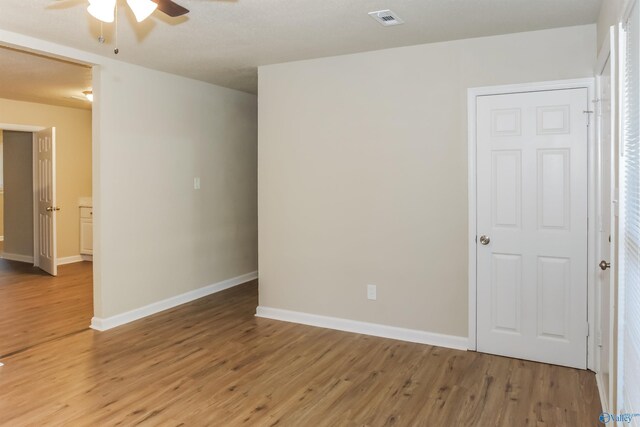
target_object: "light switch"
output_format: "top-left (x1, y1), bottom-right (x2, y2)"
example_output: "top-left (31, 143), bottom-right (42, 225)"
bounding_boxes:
top-left (367, 284), bottom-right (377, 300)
top-left (194, 177), bottom-right (201, 190)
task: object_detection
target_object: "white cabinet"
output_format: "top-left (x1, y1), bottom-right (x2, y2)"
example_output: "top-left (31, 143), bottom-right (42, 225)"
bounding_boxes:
top-left (80, 206), bottom-right (93, 255)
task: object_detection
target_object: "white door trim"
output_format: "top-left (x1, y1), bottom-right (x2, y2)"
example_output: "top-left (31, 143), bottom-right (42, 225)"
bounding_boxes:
top-left (467, 78), bottom-right (597, 371)
top-left (595, 25), bottom-right (617, 414)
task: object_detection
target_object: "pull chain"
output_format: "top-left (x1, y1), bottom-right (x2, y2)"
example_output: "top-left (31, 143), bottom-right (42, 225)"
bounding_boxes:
top-left (114, 2), bottom-right (119, 54)
top-left (98, 22), bottom-right (105, 44)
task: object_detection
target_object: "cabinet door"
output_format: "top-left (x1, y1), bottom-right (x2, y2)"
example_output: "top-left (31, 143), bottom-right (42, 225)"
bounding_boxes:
top-left (80, 218), bottom-right (93, 255)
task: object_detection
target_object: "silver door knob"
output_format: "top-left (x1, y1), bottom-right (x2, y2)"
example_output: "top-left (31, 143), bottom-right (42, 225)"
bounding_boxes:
top-left (46, 206), bottom-right (61, 212)
top-left (599, 260), bottom-right (611, 270)
top-left (479, 235), bottom-right (491, 245)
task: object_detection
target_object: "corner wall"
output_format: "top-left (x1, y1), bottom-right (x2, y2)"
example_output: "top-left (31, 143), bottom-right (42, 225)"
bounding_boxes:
top-left (92, 61), bottom-right (258, 319)
top-left (597, 0), bottom-right (626, 49)
top-left (0, 28), bottom-right (262, 326)
top-left (258, 25), bottom-right (597, 338)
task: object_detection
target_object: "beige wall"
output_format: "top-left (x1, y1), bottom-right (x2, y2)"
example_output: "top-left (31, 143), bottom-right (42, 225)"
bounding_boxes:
top-left (0, 98), bottom-right (92, 259)
top-left (2, 131), bottom-right (33, 256)
top-left (258, 25), bottom-right (597, 338)
top-left (92, 61), bottom-right (258, 318)
top-left (598, 0), bottom-right (627, 50)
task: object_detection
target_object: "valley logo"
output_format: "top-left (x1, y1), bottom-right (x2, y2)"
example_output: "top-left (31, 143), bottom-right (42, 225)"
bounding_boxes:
top-left (600, 412), bottom-right (640, 424)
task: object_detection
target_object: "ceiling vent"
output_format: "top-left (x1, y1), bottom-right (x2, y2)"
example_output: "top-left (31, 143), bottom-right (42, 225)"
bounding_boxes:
top-left (368, 10), bottom-right (404, 26)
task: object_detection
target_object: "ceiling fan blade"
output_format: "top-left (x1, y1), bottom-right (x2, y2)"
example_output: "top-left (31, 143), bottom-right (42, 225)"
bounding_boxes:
top-left (151, 0), bottom-right (189, 17)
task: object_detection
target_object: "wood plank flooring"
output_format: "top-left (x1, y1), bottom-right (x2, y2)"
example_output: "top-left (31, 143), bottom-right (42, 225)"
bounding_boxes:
top-left (0, 278), bottom-right (601, 426)
top-left (0, 259), bottom-right (93, 357)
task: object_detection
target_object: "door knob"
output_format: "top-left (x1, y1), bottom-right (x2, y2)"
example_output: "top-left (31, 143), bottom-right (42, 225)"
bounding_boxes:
top-left (599, 260), bottom-right (611, 271)
top-left (46, 206), bottom-right (61, 212)
top-left (479, 235), bottom-right (491, 245)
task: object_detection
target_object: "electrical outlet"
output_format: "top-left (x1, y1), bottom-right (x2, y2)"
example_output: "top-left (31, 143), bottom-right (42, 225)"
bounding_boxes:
top-left (367, 284), bottom-right (377, 300)
top-left (194, 177), bottom-right (201, 190)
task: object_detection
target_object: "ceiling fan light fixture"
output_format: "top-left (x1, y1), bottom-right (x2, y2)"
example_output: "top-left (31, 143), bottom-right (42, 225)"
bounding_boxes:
top-left (127, 0), bottom-right (158, 22)
top-left (87, 0), bottom-right (116, 23)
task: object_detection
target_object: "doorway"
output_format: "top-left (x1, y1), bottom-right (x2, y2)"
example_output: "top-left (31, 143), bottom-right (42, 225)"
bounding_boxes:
top-left (0, 45), bottom-right (94, 360)
top-left (0, 127), bottom-right (58, 276)
top-left (0, 130), bottom-right (34, 265)
top-left (468, 79), bottom-right (596, 370)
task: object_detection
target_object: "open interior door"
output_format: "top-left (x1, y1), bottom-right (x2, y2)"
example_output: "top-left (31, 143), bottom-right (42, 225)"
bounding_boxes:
top-left (35, 127), bottom-right (57, 276)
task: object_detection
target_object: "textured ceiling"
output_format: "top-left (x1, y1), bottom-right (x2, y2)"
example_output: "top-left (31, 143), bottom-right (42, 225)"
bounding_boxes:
top-left (0, 46), bottom-right (92, 109)
top-left (0, 0), bottom-right (602, 94)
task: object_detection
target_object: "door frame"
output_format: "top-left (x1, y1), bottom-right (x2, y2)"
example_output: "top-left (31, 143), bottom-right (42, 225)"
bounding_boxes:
top-left (0, 28), bottom-right (99, 325)
top-left (594, 25), bottom-right (617, 413)
top-left (467, 78), bottom-right (597, 371)
top-left (0, 123), bottom-right (46, 267)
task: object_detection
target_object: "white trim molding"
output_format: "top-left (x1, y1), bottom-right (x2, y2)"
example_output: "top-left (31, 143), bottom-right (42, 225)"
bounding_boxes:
top-left (256, 306), bottom-right (468, 351)
top-left (0, 123), bottom-right (45, 133)
top-left (57, 255), bottom-right (84, 266)
top-left (91, 271), bottom-right (258, 331)
top-left (1, 252), bottom-right (34, 264)
top-left (467, 78), bottom-right (597, 371)
top-left (596, 371), bottom-right (610, 416)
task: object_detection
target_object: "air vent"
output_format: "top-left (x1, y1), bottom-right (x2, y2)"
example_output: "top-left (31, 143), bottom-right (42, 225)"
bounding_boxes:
top-left (368, 10), bottom-right (404, 26)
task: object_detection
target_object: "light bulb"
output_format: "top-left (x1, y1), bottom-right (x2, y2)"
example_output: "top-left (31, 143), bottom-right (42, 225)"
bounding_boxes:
top-left (87, 0), bottom-right (116, 23)
top-left (127, 0), bottom-right (158, 22)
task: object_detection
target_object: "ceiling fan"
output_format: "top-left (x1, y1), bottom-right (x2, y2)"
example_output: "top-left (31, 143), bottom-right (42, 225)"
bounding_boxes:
top-left (87, 0), bottom-right (189, 23)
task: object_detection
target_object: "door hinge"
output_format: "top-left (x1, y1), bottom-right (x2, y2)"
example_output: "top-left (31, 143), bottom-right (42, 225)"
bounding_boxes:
top-left (586, 321), bottom-right (590, 337)
top-left (592, 98), bottom-right (602, 117)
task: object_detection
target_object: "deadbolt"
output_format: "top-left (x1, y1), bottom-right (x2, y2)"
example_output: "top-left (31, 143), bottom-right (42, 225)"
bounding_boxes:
top-left (599, 260), bottom-right (611, 271)
top-left (479, 235), bottom-right (491, 245)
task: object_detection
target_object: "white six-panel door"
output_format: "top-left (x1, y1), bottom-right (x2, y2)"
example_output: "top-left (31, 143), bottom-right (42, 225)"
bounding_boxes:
top-left (36, 127), bottom-right (57, 276)
top-left (476, 88), bottom-right (589, 369)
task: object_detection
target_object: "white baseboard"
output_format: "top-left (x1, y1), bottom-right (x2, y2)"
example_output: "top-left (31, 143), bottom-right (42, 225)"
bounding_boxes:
top-left (1, 253), bottom-right (88, 266)
top-left (81, 254), bottom-right (93, 262)
top-left (91, 271), bottom-right (258, 331)
top-left (596, 371), bottom-right (609, 413)
top-left (1, 252), bottom-right (34, 264)
top-left (57, 255), bottom-right (84, 265)
top-left (256, 306), bottom-right (468, 351)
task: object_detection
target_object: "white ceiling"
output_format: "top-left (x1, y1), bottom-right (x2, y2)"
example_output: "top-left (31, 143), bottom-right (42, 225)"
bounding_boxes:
top-left (0, 46), bottom-right (92, 109)
top-left (0, 0), bottom-right (602, 94)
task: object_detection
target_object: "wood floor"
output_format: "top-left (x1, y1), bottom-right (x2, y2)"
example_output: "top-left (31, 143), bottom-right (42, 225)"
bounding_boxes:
top-left (0, 275), bottom-right (601, 426)
top-left (0, 258), bottom-right (93, 357)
